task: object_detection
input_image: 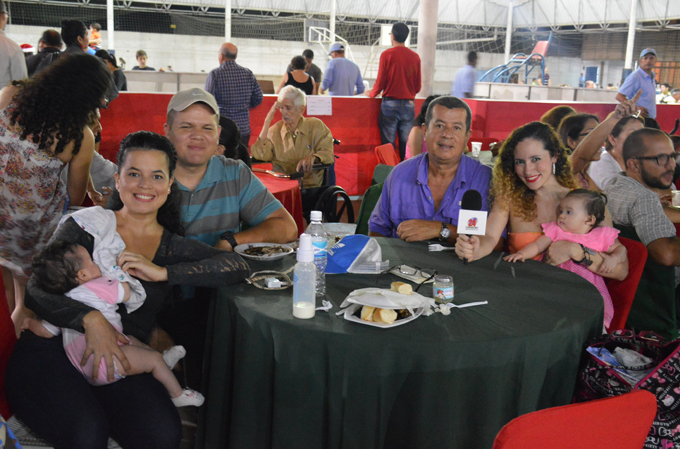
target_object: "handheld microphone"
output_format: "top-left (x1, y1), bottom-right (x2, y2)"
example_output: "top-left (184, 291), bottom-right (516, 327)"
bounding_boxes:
top-left (460, 190), bottom-right (483, 265)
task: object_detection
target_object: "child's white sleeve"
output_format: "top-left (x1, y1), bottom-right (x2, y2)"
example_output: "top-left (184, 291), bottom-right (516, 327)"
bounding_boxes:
top-left (122, 281), bottom-right (145, 314)
top-left (41, 320), bottom-right (61, 336)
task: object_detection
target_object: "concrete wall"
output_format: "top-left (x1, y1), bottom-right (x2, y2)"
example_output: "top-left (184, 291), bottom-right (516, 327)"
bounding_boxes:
top-left (6, 23), bottom-right (613, 94)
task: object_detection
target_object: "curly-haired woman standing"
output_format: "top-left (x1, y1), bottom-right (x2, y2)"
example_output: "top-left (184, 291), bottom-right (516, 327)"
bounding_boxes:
top-left (454, 121), bottom-right (628, 281)
top-left (0, 53), bottom-right (112, 333)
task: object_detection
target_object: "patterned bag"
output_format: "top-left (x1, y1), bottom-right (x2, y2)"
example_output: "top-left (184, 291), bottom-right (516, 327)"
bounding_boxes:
top-left (573, 330), bottom-right (680, 449)
top-left (0, 414), bottom-right (21, 449)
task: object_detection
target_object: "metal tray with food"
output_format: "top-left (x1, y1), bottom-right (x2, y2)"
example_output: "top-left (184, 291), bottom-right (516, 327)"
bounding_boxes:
top-left (234, 243), bottom-right (295, 261)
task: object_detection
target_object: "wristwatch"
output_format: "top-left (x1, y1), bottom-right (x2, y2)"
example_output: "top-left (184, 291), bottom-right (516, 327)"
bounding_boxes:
top-left (574, 244), bottom-right (594, 266)
top-left (439, 222), bottom-right (451, 241)
top-left (219, 230), bottom-right (239, 249)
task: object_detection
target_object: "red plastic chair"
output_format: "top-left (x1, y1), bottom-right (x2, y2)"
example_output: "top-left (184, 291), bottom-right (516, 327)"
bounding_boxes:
top-left (0, 274), bottom-right (16, 419)
top-left (375, 143), bottom-right (400, 166)
top-left (605, 237), bottom-right (648, 332)
top-left (492, 390), bottom-right (656, 449)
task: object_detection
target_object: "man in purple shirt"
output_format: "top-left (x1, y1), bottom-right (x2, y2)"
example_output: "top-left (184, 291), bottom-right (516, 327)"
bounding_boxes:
top-left (368, 96), bottom-right (492, 243)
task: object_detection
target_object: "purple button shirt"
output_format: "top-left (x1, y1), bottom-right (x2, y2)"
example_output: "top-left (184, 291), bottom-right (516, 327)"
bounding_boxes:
top-left (368, 153), bottom-right (492, 238)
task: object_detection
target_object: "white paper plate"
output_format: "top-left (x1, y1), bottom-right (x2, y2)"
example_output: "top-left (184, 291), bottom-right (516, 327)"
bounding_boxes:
top-left (234, 243), bottom-right (295, 261)
top-left (343, 304), bottom-right (423, 328)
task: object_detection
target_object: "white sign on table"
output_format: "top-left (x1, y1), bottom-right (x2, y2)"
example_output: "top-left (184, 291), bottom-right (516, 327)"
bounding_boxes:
top-left (306, 96), bottom-right (332, 116)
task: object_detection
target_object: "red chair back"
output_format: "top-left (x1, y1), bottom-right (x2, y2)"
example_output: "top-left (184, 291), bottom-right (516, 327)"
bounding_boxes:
top-left (492, 390), bottom-right (656, 449)
top-left (0, 274), bottom-right (16, 418)
top-left (375, 143), bottom-right (400, 166)
top-left (605, 237), bottom-right (648, 332)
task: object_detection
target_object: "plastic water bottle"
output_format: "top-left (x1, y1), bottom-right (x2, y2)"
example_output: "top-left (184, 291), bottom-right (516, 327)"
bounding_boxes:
top-left (293, 234), bottom-right (316, 319)
top-left (305, 211), bottom-right (328, 297)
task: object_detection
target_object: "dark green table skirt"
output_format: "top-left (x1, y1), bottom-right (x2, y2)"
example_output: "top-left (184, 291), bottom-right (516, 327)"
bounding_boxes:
top-left (199, 238), bottom-right (603, 449)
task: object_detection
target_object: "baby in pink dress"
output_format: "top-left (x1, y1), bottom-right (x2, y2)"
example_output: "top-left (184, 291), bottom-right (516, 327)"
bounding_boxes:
top-left (29, 240), bottom-right (204, 407)
top-left (504, 189), bottom-right (627, 328)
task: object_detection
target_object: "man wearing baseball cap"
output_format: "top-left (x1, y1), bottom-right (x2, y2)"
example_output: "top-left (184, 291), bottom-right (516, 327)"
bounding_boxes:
top-left (162, 87), bottom-right (297, 387)
top-left (0, 0), bottom-right (28, 87)
top-left (320, 42), bottom-right (364, 96)
top-left (164, 87), bottom-right (297, 251)
top-left (616, 48), bottom-right (658, 119)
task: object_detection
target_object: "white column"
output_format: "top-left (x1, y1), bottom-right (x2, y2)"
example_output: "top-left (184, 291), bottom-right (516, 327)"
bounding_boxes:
top-left (107, 0), bottom-right (114, 50)
top-left (504, 0), bottom-right (513, 63)
top-left (624, 0), bottom-right (637, 70)
top-left (225, 0), bottom-right (232, 41)
top-left (330, 0), bottom-right (336, 42)
top-left (417, 0), bottom-right (439, 97)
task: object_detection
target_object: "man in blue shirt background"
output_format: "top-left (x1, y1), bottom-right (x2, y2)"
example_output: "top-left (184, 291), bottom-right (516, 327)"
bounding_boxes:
top-left (451, 51), bottom-right (478, 99)
top-left (617, 48), bottom-right (657, 119)
top-left (205, 43), bottom-right (264, 147)
top-left (320, 43), bottom-right (365, 96)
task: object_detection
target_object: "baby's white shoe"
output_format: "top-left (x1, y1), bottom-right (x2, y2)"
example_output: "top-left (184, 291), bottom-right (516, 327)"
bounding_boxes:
top-left (171, 388), bottom-right (205, 407)
top-left (162, 345), bottom-right (186, 369)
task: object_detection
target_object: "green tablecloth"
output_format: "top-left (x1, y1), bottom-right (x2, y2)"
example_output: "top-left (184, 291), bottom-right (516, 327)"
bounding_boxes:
top-left (198, 238), bottom-right (603, 449)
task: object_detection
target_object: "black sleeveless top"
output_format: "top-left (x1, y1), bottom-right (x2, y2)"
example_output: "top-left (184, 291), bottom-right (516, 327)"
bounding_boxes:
top-left (285, 72), bottom-right (314, 95)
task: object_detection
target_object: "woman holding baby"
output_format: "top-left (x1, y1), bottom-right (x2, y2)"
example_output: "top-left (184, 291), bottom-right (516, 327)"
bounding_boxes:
top-left (454, 121), bottom-right (629, 284)
top-left (6, 131), bottom-right (250, 449)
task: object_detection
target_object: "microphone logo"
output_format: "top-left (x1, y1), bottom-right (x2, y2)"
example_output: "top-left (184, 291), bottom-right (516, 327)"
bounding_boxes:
top-left (467, 217), bottom-right (478, 227)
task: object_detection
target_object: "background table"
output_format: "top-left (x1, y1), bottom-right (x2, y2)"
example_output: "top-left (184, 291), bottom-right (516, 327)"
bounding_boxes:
top-left (254, 167), bottom-right (305, 235)
top-left (198, 238), bottom-right (603, 449)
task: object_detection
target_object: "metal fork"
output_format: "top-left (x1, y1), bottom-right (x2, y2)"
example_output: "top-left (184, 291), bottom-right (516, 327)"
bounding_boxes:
top-left (428, 243), bottom-right (456, 252)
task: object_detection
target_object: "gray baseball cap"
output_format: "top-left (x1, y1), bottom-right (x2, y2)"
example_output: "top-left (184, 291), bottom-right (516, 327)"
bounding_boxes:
top-left (640, 48), bottom-right (656, 58)
top-left (167, 88), bottom-right (219, 116)
top-left (329, 43), bottom-right (344, 54)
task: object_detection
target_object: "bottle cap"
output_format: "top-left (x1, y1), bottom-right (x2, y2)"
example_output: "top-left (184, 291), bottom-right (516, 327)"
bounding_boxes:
top-left (310, 211), bottom-right (322, 222)
top-left (297, 233), bottom-right (314, 263)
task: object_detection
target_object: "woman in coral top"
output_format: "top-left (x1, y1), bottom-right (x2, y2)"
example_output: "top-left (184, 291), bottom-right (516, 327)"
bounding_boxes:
top-left (455, 121), bottom-right (628, 283)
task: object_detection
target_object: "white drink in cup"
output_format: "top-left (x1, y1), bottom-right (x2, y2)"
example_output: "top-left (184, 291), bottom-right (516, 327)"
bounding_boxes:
top-left (471, 142), bottom-right (482, 159)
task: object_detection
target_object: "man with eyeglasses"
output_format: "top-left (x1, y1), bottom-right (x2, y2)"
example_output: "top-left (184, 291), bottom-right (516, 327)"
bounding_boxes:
top-left (604, 128), bottom-right (680, 336)
top-left (605, 127), bottom-right (680, 264)
top-left (0, 0), bottom-right (28, 88)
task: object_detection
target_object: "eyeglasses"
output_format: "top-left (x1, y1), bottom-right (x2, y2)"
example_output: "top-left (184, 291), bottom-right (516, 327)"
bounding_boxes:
top-left (379, 265), bottom-right (437, 292)
top-left (634, 152), bottom-right (678, 166)
top-left (398, 265), bottom-right (436, 279)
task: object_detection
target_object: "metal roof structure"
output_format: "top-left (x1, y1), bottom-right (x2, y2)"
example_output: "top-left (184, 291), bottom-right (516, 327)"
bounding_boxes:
top-left (137, 0), bottom-right (680, 31)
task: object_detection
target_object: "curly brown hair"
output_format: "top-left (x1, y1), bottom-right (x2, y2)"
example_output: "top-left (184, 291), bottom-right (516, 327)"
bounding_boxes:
top-left (9, 53), bottom-right (112, 156)
top-left (491, 121), bottom-right (577, 221)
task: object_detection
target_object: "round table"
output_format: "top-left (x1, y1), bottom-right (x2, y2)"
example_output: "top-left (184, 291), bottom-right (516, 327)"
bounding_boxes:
top-left (198, 238), bottom-right (603, 449)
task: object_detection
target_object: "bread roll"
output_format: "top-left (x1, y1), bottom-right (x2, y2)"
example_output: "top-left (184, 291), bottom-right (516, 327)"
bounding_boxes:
top-left (390, 282), bottom-right (413, 295)
top-left (361, 306), bottom-right (376, 321)
top-left (373, 308), bottom-right (398, 324)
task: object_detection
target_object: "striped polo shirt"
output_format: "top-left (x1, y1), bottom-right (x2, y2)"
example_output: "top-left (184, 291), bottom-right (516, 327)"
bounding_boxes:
top-left (178, 155), bottom-right (283, 247)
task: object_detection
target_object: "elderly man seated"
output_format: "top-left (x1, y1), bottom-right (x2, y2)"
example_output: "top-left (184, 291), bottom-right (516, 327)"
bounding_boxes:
top-left (251, 85), bottom-right (334, 188)
top-left (368, 96), bottom-right (493, 243)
